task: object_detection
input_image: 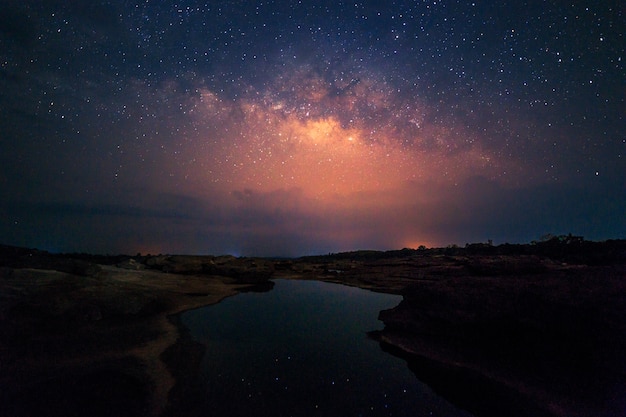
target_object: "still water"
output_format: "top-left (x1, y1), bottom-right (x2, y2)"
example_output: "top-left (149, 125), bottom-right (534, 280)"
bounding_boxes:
top-left (181, 279), bottom-right (473, 417)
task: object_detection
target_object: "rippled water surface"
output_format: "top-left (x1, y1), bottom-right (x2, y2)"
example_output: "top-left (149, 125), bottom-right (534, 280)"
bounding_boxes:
top-left (181, 279), bottom-right (473, 417)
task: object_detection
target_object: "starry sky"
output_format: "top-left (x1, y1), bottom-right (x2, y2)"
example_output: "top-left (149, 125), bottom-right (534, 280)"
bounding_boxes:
top-left (1, 1), bottom-right (624, 256)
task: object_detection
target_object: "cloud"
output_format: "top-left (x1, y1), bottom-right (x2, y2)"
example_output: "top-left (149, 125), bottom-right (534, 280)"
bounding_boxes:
top-left (2, 169), bottom-right (623, 256)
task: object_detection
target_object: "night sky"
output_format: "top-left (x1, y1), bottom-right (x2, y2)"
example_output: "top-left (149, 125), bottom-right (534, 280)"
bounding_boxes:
top-left (1, 1), bottom-right (624, 256)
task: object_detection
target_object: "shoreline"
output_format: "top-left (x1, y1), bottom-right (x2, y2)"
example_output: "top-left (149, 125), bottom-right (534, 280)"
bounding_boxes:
top-left (373, 333), bottom-right (554, 417)
top-left (0, 261), bottom-right (263, 417)
top-left (159, 280), bottom-right (277, 416)
top-left (371, 265), bottom-right (626, 417)
top-left (2, 242), bottom-right (625, 417)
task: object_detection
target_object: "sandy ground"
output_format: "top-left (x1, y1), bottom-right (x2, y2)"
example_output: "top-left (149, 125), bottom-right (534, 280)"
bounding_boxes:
top-left (0, 263), bottom-right (252, 417)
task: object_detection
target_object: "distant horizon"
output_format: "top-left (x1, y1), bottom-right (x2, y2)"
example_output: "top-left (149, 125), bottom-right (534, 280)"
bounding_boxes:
top-left (3, 233), bottom-right (624, 259)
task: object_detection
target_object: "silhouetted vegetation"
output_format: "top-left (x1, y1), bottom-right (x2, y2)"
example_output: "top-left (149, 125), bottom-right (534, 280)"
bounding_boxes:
top-left (298, 236), bottom-right (626, 266)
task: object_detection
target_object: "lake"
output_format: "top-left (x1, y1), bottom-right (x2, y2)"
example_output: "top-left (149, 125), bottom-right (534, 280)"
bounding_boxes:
top-left (181, 279), bottom-right (473, 417)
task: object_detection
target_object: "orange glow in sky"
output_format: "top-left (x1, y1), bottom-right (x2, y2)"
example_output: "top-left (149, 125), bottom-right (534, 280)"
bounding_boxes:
top-left (137, 67), bottom-right (516, 254)
top-left (186, 69), bottom-right (499, 204)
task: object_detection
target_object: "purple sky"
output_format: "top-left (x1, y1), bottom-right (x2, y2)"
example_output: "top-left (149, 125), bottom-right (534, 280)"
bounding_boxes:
top-left (1, 1), bottom-right (624, 256)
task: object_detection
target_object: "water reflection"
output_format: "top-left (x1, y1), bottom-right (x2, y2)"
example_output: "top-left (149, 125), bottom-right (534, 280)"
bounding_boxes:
top-left (181, 279), bottom-right (473, 417)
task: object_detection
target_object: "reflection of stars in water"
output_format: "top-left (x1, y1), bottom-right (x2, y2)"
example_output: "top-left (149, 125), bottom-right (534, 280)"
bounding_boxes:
top-left (234, 352), bottom-right (416, 415)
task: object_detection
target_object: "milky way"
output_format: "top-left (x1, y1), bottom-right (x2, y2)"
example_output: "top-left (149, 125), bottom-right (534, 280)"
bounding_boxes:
top-left (186, 65), bottom-right (497, 193)
top-left (0, 1), bottom-right (623, 256)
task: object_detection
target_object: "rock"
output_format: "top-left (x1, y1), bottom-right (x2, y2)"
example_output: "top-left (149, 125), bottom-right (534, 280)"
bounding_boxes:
top-left (376, 267), bottom-right (626, 417)
top-left (116, 258), bottom-right (145, 270)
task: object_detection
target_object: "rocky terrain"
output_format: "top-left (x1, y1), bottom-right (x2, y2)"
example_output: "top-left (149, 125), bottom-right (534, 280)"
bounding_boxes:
top-left (276, 238), bottom-right (626, 417)
top-left (0, 245), bottom-right (274, 417)
top-left (1, 237), bottom-right (625, 417)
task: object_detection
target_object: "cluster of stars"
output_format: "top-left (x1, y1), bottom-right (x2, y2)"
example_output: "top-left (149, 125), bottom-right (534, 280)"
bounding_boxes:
top-left (0, 0), bottom-right (623, 254)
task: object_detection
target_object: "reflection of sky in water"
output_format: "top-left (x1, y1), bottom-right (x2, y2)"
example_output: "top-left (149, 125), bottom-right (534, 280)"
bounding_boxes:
top-left (182, 279), bottom-right (474, 417)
